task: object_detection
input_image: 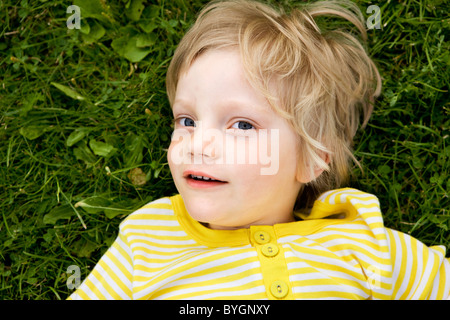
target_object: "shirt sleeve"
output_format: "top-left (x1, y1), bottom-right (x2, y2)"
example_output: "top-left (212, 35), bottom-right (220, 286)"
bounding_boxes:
top-left (385, 228), bottom-right (450, 299)
top-left (67, 227), bottom-right (133, 300)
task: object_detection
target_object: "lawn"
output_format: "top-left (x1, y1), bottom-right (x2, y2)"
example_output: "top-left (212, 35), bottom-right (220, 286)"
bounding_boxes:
top-left (0, 0), bottom-right (448, 299)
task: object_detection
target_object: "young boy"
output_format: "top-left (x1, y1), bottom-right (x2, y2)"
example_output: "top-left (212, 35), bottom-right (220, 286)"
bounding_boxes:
top-left (69, 0), bottom-right (450, 300)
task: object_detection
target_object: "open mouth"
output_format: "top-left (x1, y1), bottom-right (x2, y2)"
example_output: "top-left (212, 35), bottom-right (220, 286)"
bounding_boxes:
top-left (183, 171), bottom-right (227, 188)
top-left (188, 174), bottom-right (224, 182)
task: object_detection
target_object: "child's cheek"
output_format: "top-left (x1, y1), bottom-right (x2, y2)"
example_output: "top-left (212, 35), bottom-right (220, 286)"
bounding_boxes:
top-left (167, 128), bottom-right (193, 168)
top-left (258, 129), bottom-right (280, 176)
top-left (226, 129), bottom-right (279, 176)
top-left (221, 130), bottom-right (279, 176)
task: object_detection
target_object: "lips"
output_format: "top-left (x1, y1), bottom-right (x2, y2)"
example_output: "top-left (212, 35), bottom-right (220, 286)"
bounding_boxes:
top-left (183, 170), bottom-right (227, 188)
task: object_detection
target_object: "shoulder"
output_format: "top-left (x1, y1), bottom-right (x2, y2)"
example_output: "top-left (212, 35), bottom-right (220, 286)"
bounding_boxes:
top-left (303, 188), bottom-right (381, 222)
top-left (119, 194), bottom-right (183, 229)
top-left (316, 188), bottom-right (380, 206)
top-left (384, 227), bottom-right (449, 259)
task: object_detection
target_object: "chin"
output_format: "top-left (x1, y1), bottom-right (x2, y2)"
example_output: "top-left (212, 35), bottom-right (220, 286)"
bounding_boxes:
top-left (182, 194), bottom-right (226, 224)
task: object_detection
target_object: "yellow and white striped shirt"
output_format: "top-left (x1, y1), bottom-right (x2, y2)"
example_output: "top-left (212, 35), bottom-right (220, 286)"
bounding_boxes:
top-left (68, 188), bottom-right (450, 300)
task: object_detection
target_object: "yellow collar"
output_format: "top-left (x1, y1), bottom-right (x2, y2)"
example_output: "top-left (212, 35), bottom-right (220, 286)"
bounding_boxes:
top-left (170, 189), bottom-right (359, 247)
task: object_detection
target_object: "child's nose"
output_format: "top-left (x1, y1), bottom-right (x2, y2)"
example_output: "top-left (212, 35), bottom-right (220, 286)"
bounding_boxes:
top-left (187, 125), bottom-right (223, 163)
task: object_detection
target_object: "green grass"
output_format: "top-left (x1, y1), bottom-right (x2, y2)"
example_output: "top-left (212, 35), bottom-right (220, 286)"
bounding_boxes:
top-left (0, 0), bottom-right (448, 300)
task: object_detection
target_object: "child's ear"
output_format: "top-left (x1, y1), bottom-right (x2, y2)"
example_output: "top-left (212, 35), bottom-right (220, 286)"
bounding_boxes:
top-left (295, 152), bottom-right (330, 184)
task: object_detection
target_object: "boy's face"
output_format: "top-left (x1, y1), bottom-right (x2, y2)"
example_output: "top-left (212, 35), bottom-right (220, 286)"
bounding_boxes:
top-left (168, 49), bottom-right (303, 229)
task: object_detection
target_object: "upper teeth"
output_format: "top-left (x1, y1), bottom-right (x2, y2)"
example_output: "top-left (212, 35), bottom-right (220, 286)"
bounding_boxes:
top-left (191, 175), bottom-right (213, 181)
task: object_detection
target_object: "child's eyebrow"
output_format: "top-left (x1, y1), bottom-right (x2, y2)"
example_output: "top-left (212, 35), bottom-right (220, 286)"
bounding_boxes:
top-left (172, 98), bottom-right (274, 119)
top-left (218, 99), bottom-right (274, 117)
top-left (173, 98), bottom-right (189, 106)
top-left (172, 99), bottom-right (193, 113)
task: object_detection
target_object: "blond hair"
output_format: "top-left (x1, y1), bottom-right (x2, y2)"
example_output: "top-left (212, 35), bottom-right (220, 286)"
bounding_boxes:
top-left (166, 0), bottom-right (381, 210)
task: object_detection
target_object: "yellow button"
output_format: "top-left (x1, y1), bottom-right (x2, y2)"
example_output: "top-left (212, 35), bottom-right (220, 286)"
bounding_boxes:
top-left (270, 280), bottom-right (289, 299)
top-left (261, 243), bottom-right (279, 257)
top-left (254, 231), bottom-right (270, 244)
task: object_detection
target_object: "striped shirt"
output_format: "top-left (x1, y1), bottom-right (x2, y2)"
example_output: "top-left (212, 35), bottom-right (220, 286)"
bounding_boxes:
top-left (68, 188), bottom-right (450, 300)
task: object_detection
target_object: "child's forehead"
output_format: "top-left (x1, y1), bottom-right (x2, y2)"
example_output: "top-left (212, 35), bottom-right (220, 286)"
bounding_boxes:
top-left (181, 48), bottom-right (244, 79)
top-left (172, 49), bottom-right (287, 122)
top-left (177, 50), bottom-right (265, 95)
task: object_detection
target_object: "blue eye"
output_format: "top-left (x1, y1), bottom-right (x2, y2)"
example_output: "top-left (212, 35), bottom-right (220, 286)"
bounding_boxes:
top-left (232, 121), bottom-right (254, 130)
top-left (178, 117), bottom-right (195, 127)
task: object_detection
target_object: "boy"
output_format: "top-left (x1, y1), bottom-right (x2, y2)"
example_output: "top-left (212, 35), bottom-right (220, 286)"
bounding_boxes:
top-left (69, 0), bottom-right (449, 299)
